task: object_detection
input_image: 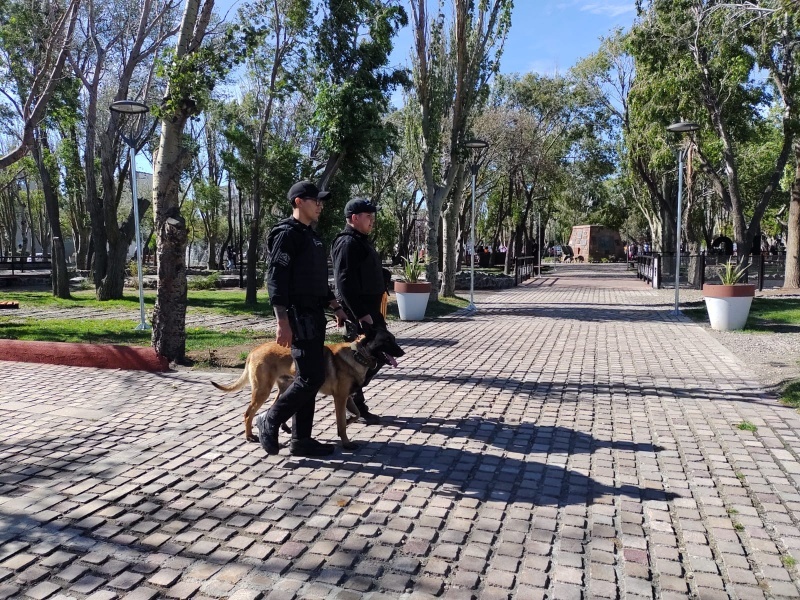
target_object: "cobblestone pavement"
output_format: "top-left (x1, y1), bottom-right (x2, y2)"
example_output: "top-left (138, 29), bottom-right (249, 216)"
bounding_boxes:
top-left (3, 264), bottom-right (800, 599)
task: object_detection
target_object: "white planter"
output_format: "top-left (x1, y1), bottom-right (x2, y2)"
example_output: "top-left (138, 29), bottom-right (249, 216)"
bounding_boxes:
top-left (394, 282), bottom-right (431, 321)
top-left (702, 284), bottom-right (755, 331)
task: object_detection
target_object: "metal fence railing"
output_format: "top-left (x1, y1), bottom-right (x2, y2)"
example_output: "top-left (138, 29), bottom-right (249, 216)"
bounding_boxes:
top-left (643, 253), bottom-right (786, 291)
top-left (513, 256), bottom-right (537, 285)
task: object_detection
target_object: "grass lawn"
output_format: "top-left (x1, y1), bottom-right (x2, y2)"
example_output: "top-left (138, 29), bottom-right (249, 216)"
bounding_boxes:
top-left (0, 288), bottom-right (274, 316)
top-left (783, 380), bottom-right (800, 409)
top-left (0, 317), bottom-right (266, 351)
top-left (683, 297), bottom-right (800, 331)
top-left (0, 290), bottom-right (469, 353)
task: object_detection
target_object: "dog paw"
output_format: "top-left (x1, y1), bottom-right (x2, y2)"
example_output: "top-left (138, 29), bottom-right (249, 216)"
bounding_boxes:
top-left (342, 441), bottom-right (359, 450)
top-left (246, 434), bottom-right (258, 443)
top-left (280, 423), bottom-right (291, 434)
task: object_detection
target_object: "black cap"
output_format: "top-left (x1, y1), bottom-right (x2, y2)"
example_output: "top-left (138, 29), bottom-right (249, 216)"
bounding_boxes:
top-left (287, 180), bottom-right (331, 202)
top-left (345, 198), bottom-right (378, 218)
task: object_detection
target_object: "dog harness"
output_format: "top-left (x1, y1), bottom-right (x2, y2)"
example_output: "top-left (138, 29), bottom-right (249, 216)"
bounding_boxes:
top-left (350, 342), bottom-right (377, 368)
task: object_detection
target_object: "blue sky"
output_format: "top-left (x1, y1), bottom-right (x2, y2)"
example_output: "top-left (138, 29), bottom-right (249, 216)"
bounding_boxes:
top-left (215, 0), bottom-right (637, 77)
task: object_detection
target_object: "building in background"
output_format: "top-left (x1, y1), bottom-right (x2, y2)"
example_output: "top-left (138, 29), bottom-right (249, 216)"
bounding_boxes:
top-left (568, 225), bottom-right (625, 261)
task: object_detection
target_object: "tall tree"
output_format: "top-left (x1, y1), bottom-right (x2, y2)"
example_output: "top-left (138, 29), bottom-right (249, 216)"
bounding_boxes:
top-left (630, 0), bottom-right (797, 262)
top-left (151, 0), bottom-right (253, 360)
top-left (69, 0), bottom-right (181, 299)
top-left (0, 0), bottom-right (80, 169)
top-left (151, 0), bottom-right (216, 360)
top-left (408, 0), bottom-right (511, 300)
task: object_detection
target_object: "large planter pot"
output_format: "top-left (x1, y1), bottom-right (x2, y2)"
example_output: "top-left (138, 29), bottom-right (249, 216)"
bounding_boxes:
top-left (702, 283), bottom-right (756, 331)
top-left (394, 281), bottom-right (432, 321)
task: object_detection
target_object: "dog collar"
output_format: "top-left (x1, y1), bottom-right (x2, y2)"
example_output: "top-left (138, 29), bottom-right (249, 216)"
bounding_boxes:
top-left (350, 342), bottom-right (376, 368)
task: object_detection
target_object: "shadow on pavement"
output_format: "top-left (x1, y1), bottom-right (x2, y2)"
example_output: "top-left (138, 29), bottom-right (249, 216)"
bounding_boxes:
top-left (377, 416), bottom-right (665, 454)
top-left (295, 439), bottom-right (676, 508)
top-left (377, 371), bottom-right (773, 405)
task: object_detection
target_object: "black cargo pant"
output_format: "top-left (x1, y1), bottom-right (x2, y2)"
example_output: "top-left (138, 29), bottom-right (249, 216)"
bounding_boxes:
top-left (266, 306), bottom-right (326, 440)
top-left (344, 299), bottom-right (387, 416)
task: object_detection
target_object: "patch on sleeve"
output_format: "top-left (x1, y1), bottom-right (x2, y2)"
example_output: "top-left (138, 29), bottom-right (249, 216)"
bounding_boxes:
top-left (273, 250), bottom-right (291, 267)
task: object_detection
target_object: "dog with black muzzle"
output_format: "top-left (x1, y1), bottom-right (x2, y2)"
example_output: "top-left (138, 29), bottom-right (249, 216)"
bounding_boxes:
top-left (212, 327), bottom-right (404, 449)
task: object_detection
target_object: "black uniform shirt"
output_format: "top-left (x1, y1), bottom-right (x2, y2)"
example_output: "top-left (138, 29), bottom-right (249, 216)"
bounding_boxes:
top-left (331, 225), bottom-right (386, 319)
top-left (266, 217), bottom-right (333, 308)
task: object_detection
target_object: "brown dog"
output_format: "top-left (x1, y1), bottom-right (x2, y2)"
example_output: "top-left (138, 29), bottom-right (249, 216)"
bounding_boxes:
top-left (212, 328), bottom-right (404, 449)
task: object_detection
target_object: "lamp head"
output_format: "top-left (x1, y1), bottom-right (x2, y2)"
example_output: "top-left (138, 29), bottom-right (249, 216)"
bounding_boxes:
top-left (666, 121), bottom-right (700, 134)
top-left (110, 100), bottom-right (150, 115)
top-left (465, 139), bottom-right (489, 150)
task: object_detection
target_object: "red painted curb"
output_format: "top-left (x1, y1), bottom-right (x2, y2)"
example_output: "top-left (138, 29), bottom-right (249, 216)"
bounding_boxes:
top-left (0, 339), bottom-right (169, 372)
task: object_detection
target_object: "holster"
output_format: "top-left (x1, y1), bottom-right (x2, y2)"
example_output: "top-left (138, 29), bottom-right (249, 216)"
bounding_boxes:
top-left (289, 307), bottom-right (324, 341)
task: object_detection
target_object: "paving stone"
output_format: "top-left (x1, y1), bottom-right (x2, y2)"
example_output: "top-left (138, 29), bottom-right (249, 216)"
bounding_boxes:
top-left (24, 581), bottom-right (61, 599)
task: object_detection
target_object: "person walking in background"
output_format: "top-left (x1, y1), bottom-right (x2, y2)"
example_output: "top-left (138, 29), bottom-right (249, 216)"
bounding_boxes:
top-left (331, 198), bottom-right (393, 425)
top-left (256, 180), bottom-right (349, 457)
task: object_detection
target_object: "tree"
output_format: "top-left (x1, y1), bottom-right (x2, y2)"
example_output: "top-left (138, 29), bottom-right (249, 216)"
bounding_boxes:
top-left (0, 0), bottom-right (80, 169)
top-left (630, 0), bottom-right (797, 264)
top-left (309, 0), bottom-right (409, 245)
top-left (69, 0), bottom-right (181, 299)
top-left (150, 0), bottom-right (217, 361)
top-left (408, 0), bottom-right (512, 300)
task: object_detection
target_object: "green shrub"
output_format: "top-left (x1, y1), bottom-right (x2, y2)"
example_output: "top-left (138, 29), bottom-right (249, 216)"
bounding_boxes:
top-left (188, 272), bottom-right (221, 290)
top-left (718, 260), bottom-right (748, 285)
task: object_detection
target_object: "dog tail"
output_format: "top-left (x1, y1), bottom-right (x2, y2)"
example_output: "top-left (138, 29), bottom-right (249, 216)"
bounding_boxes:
top-left (211, 357), bottom-right (250, 393)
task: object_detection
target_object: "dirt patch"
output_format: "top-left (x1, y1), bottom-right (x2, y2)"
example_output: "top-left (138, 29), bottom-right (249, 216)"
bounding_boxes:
top-left (185, 342), bottom-right (257, 371)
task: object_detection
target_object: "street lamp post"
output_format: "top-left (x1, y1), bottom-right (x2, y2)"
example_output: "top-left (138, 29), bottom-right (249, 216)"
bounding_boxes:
top-left (465, 139), bottom-right (489, 312)
top-left (666, 121), bottom-right (700, 316)
top-left (110, 100), bottom-right (150, 331)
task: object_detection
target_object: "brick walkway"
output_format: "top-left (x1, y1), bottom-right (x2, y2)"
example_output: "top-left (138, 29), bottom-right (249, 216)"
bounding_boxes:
top-left (1, 264), bottom-right (800, 599)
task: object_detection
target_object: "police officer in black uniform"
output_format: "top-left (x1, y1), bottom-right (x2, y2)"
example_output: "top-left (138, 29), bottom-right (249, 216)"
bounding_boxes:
top-left (331, 198), bottom-right (393, 425)
top-left (256, 180), bottom-right (349, 457)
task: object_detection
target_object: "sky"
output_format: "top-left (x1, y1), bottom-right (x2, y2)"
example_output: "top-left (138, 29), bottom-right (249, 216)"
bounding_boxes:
top-left (215, 0), bottom-right (638, 78)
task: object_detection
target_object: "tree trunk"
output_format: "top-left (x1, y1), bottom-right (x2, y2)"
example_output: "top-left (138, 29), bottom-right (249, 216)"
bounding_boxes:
top-left (31, 135), bottom-right (70, 298)
top-left (152, 116), bottom-right (190, 361)
top-left (441, 166), bottom-right (466, 297)
top-left (424, 199), bottom-right (443, 301)
top-left (151, 0), bottom-right (213, 361)
top-left (441, 204), bottom-right (460, 297)
top-left (245, 180), bottom-right (261, 306)
top-left (785, 143), bottom-right (800, 288)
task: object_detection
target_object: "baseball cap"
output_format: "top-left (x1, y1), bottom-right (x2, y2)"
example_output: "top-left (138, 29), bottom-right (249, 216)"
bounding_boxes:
top-left (287, 180), bottom-right (331, 202)
top-left (345, 198), bottom-right (378, 218)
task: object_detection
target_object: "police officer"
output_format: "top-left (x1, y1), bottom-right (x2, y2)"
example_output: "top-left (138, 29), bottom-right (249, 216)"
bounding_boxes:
top-left (256, 180), bottom-right (349, 457)
top-left (331, 198), bottom-right (392, 425)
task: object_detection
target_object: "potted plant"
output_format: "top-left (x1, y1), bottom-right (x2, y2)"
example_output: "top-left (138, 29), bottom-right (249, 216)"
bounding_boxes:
top-left (394, 253), bottom-right (432, 321)
top-left (702, 260), bottom-right (756, 330)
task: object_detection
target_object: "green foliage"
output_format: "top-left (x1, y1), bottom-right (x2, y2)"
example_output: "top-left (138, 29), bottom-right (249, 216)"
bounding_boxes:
top-left (373, 206), bottom-right (399, 259)
top-left (737, 421), bottom-right (757, 432)
top-left (188, 272), bottom-right (221, 290)
top-left (399, 252), bottom-right (425, 283)
top-left (717, 260), bottom-right (748, 285)
top-left (783, 380), bottom-right (800, 410)
top-left (154, 22), bottom-right (261, 121)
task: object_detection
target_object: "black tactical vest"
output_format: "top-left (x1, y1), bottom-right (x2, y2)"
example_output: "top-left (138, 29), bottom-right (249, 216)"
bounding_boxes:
top-left (270, 218), bottom-right (329, 304)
